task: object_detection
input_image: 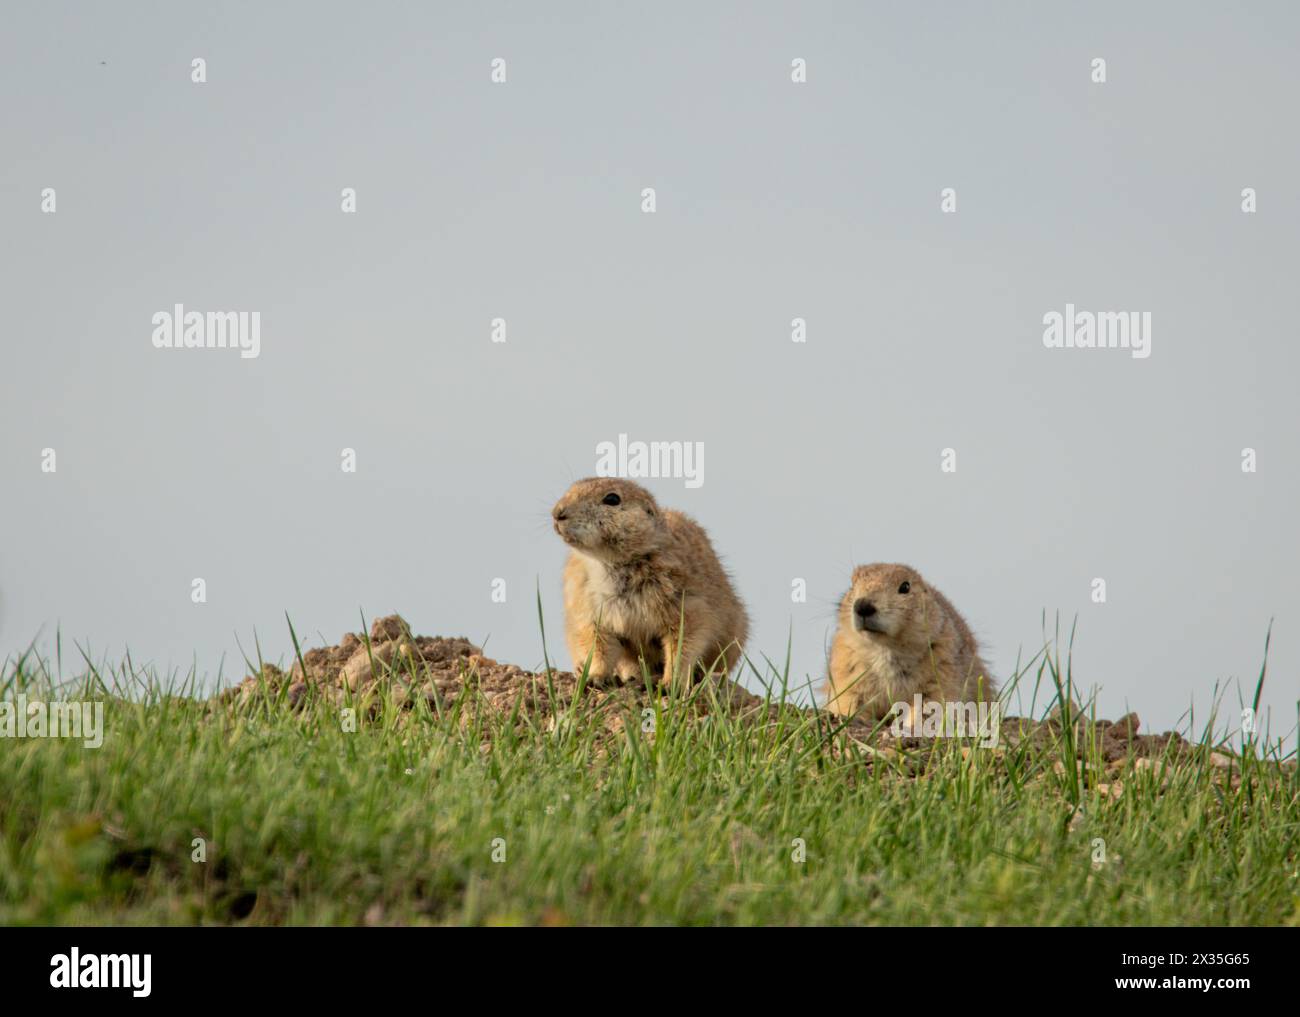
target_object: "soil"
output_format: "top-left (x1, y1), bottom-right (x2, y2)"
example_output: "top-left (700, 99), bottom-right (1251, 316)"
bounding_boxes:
top-left (216, 614), bottom-right (1258, 780)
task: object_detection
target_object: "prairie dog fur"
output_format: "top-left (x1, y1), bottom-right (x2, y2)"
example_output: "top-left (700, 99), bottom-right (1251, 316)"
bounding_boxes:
top-left (825, 563), bottom-right (996, 721)
top-left (551, 478), bottom-right (748, 688)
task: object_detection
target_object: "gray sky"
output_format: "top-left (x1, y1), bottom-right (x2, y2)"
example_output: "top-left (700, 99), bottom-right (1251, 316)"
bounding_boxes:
top-left (3, 1), bottom-right (1297, 746)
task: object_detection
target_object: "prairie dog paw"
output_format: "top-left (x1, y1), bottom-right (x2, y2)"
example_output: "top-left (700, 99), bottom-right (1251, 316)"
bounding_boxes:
top-left (582, 668), bottom-right (617, 689)
top-left (614, 657), bottom-right (643, 684)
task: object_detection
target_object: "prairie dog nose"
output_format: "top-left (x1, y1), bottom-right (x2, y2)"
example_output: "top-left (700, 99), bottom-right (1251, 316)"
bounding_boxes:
top-left (854, 598), bottom-right (877, 618)
top-left (553, 506), bottom-right (568, 521)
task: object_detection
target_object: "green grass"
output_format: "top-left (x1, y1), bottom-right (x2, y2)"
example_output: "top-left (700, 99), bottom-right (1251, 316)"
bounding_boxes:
top-left (1, 623), bottom-right (1297, 926)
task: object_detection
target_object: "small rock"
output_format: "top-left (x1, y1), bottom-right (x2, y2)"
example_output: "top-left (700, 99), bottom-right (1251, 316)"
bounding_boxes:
top-left (961, 745), bottom-right (1006, 760)
top-left (1113, 712), bottom-right (1140, 735)
top-left (1133, 757), bottom-right (1172, 788)
top-left (1048, 699), bottom-right (1086, 723)
top-left (370, 615), bottom-right (408, 642)
top-left (342, 653), bottom-right (374, 691)
top-left (852, 741), bottom-right (901, 761)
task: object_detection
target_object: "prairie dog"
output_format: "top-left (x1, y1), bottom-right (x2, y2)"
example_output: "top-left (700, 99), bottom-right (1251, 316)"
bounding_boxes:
top-left (551, 478), bottom-right (748, 688)
top-left (824, 563), bottom-right (996, 721)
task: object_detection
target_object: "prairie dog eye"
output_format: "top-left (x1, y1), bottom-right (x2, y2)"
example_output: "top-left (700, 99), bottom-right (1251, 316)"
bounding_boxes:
top-left (602, 492), bottom-right (621, 506)
top-left (897, 581), bottom-right (911, 594)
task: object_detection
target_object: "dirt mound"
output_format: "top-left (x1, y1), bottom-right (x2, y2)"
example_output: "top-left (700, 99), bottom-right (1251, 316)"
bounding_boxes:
top-left (218, 614), bottom-right (1248, 778)
top-left (221, 614), bottom-right (767, 730)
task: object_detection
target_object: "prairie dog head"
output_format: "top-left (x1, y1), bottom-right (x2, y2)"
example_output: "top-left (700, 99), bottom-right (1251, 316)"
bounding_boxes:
top-left (551, 478), bottom-right (667, 562)
top-left (840, 563), bottom-right (941, 650)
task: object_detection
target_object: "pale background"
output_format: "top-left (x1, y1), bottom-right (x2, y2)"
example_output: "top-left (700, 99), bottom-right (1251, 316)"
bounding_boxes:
top-left (3, 1), bottom-right (1297, 745)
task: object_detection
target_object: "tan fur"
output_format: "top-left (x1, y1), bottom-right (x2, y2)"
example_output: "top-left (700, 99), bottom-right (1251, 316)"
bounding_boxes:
top-left (552, 478), bottom-right (749, 689)
top-left (824, 563), bottom-right (996, 721)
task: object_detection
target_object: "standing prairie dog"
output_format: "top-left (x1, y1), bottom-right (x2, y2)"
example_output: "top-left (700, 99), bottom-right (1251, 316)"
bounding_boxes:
top-left (825, 563), bottom-right (996, 721)
top-left (551, 478), bottom-right (749, 688)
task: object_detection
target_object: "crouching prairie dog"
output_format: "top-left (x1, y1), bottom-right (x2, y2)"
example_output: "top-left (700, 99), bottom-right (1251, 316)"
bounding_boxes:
top-left (551, 478), bottom-right (749, 688)
top-left (825, 563), bottom-right (996, 721)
